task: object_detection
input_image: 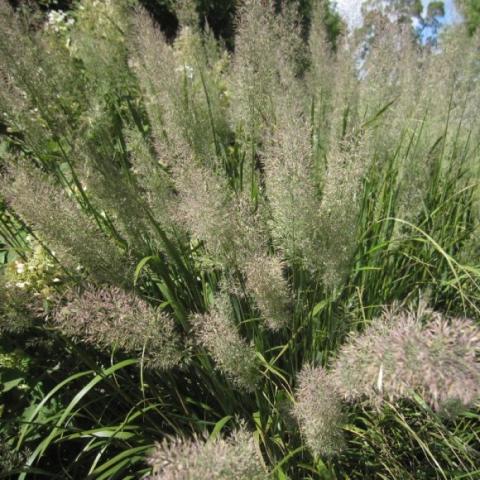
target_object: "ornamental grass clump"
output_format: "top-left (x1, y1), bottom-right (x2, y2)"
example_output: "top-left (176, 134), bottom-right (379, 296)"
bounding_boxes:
top-left (54, 286), bottom-right (183, 370)
top-left (331, 306), bottom-right (480, 410)
top-left (1, 0), bottom-right (480, 478)
top-left (147, 428), bottom-right (267, 480)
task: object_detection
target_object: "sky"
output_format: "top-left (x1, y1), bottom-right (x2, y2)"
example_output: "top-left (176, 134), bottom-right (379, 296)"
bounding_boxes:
top-left (335, 0), bottom-right (463, 30)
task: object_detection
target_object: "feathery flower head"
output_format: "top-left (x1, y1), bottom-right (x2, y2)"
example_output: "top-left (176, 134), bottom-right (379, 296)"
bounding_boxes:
top-left (317, 135), bottom-right (369, 288)
top-left (244, 254), bottom-right (291, 330)
top-left (147, 427), bottom-right (266, 480)
top-left (191, 293), bottom-right (258, 391)
top-left (54, 286), bottom-right (183, 370)
top-left (293, 365), bottom-right (345, 458)
top-left (230, 0), bottom-right (304, 148)
top-left (175, 0), bottom-right (199, 30)
top-left (331, 305), bottom-right (480, 411)
top-left (261, 100), bottom-right (320, 270)
top-left (1, 164), bottom-right (131, 286)
top-left (174, 160), bottom-right (265, 269)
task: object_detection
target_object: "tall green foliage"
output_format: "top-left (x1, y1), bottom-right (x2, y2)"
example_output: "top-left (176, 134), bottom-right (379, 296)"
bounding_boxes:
top-left (461, 0), bottom-right (480, 33)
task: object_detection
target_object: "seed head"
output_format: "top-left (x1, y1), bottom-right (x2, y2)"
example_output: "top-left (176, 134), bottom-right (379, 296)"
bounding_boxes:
top-left (293, 365), bottom-right (345, 458)
top-left (147, 427), bottom-right (267, 480)
top-left (331, 306), bottom-right (480, 411)
top-left (54, 286), bottom-right (183, 370)
top-left (191, 294), bottom-right (258, 391)
top-left (244, 254), bottom-right (291, 330)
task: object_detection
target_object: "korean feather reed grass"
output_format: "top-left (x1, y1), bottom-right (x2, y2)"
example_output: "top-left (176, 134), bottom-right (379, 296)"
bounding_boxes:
top-left (0, 0), bottom-right (480, 478)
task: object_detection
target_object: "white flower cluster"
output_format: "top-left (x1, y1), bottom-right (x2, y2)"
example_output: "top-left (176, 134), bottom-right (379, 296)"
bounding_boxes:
top-left (46, 10), bottom-right (75, 34)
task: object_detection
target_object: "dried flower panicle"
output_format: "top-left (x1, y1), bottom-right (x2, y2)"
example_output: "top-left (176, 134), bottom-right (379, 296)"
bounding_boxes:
top-left (174, 162), bottom-right (241, 266)
top-left (230, 0), bottom-right (304, 146)
top-left (124, 127), bottom-right (176, 234)
top-left (316, 137), bottom-right (369, 288)
top-left (262, 100), bottom-right (320, 269)
top-left (131, 6), bottom-right (229, 171)
top-left (244, 254), bottom-right (291, 330)
top-left (308, 1), bottom-right (336, 115)
top-left (173, 158), bottom-right (265, 264)
top-left (0, 278), bottom-right (39, 334)
top-left (331, 305), bottom-right (480, 410)
top-left (54, 286), bottom-right (183, 370)
top-left (1, 165), bottom-right (130, 286)
top-left (147, 428), bottom-right (266, 480)
top-left (77, 143), bottom-right (154, 253)
top-left (322, 34), bottom-right (359, 144)
top-left (130, 7), bottom-right (178, 158)
top-left (192, 294), bottom-right (258, 391)
top-left (229, 0), bottom-right (278, 149)
top-left (292, 365), bottom-right (345, 458)
top-left (172, 155), bottom-right (293, 329)
top-left (175, 0), bottom-right (199, 30)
